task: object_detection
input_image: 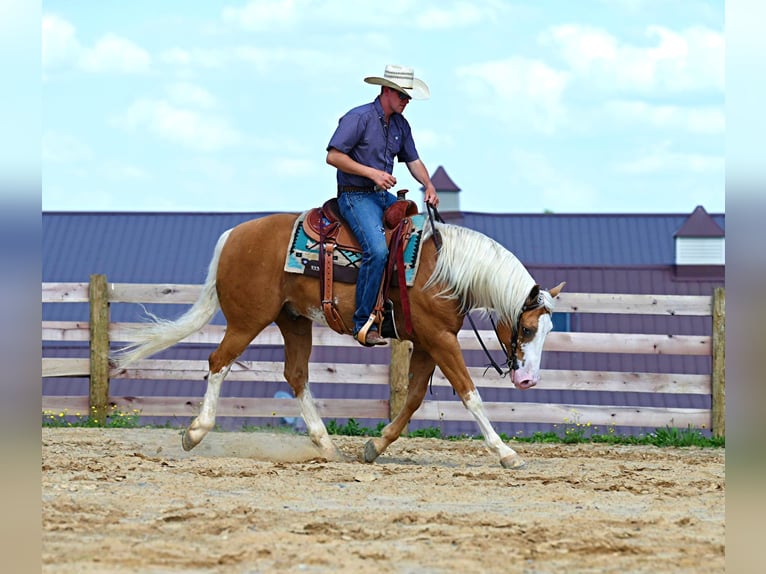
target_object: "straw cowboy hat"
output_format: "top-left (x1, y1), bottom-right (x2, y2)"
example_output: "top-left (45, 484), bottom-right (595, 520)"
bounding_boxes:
top-left (364, 64), bottom-right (430, 100)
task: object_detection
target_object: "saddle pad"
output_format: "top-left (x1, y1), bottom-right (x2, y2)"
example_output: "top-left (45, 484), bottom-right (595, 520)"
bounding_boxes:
top-left (284, 211), bottom-right (427, 286)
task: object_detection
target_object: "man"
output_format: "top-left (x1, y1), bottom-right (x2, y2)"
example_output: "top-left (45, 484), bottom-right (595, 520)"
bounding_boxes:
top-left (326, 64), bottom-right (439, 347)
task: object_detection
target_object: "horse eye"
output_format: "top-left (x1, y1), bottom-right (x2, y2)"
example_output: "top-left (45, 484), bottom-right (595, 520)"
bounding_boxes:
top-left (522, 327), bottom-right (533, 338)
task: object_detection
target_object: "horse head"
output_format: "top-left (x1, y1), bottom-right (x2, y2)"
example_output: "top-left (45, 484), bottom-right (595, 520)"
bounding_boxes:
top-left (495, 281), bottom-right (566, 390)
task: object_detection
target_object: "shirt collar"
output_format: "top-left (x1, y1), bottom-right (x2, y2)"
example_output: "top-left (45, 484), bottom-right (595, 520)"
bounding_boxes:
top-left (373, 96), bottom-right (385, 118)
top-left (373, 96), bottom-right (400, 123)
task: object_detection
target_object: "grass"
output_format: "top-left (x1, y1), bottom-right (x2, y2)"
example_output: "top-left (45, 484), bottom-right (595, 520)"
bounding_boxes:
top-left (316, 418), bottom-right (724, 448)
top-left (507, 426), bottom-right (724, 447)
top-left (42, 407), bottom-right (142, 429)
top-left (42, 411), bottom-right (724, 448)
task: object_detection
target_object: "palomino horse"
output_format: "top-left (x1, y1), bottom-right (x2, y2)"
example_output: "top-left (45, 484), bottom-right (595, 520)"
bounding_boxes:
top-left (113, 212), bottom-right (564, 468)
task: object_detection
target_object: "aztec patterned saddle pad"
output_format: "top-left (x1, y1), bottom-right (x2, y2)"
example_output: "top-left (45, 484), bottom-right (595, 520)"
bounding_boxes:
top-left (284, 211), bottom-right (427, 286)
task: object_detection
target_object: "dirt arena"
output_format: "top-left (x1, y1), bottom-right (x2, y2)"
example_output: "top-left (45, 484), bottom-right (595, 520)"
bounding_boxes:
top-left (42, 428), bottom-right (724, 573)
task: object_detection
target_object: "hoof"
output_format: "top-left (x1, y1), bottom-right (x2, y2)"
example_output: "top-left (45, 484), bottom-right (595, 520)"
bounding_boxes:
top-left (363, 439), bottom-right (380, 463)
top-left (500, 454), bottom-right (526, 469)
top-left (181, 429), bottom-right (201, 452)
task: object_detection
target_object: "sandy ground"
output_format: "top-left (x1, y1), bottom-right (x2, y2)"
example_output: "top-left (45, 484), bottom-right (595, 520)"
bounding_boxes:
top-left (42, 428), bottom-right (724, 573)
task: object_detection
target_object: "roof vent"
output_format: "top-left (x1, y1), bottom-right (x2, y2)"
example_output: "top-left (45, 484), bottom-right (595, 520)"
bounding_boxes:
top-left (674, 205), bottom-right (725, 266)
top-left (424, 166), bottom-right (461, 212)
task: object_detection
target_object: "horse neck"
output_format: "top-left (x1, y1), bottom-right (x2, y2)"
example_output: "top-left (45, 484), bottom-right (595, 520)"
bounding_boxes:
top-left (424, 224), bottom-right (536, 322)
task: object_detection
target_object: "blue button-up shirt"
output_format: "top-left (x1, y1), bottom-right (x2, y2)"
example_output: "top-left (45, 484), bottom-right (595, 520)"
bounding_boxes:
top-left (327, 97), bottom-right (420, 187)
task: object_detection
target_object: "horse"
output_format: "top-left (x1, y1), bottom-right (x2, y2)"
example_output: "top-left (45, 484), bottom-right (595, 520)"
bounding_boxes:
top-left (113, 210), bottom-right (565, 468)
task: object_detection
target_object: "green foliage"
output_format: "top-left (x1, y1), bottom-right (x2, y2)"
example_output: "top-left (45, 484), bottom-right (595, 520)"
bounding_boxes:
top-left (407, 427), bottom-right (443, 439)
top-left (511, 424), bottom-right (724, 448)
top-left (42, 407), bottom-right (141, 429)
top-left (41, 411), bottom-right (724, 448)
top-left (241, 423), bottom-right (296, 434)
top-left (325, 418), bottom-right (380, 436)
top-left (646, 426), bottom-right (725, 448)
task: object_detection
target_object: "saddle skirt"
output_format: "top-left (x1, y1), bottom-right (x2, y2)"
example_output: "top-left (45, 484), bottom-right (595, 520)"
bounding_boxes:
top-left (303, 197), bottom-right (419, 253)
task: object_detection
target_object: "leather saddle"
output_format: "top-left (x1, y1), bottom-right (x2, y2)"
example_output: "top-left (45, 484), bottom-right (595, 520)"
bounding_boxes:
top-left (303, 190), bottom-right (419, 340)
top-left (303, 196), bottom-right (418, 252)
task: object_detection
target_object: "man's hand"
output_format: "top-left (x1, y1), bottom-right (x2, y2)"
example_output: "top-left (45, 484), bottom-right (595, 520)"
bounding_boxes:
top-left (423, 182), bottom-right (439, 207)
top-left (370, 169), bottom-right (397, 191)
top-left (327, 149), bottom-right (396, 189)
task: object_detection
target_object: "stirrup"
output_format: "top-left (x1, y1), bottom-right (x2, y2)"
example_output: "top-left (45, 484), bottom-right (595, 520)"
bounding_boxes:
top-left (379, 299), bottom-right (399, 339)
top-left (355, 315), bottom-right (388, 347)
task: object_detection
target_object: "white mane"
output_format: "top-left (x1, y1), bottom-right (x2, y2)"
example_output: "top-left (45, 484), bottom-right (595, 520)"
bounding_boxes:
top-left (422, 222), bottom-right (538, 323)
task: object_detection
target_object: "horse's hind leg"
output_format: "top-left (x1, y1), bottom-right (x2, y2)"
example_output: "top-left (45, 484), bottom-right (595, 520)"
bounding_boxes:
top-left (364, 345), bottom-right (435, 463)
top-left (182, 329), bottom-right (254, 451)
top-left (276, 311), bottom-right (344, 462)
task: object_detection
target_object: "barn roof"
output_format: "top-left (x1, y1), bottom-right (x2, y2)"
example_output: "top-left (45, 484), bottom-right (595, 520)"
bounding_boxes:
top-left (42, 209), bottom-right (725, 284)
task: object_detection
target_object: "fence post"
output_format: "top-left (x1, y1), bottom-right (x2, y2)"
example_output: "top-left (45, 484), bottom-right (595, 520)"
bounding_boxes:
top-left (711, 287), bottom-right (725, 438)
top-left (389, 339), bottom-right (413, 434)
top-left (89, 274), bottom-right (110, 425)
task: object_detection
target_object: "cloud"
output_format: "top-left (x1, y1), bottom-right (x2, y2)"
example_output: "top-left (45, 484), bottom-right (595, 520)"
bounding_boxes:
top-left (411, 128), bottom-right (452, 151)
top-left (42, 13), bottom-right (150, 74)
top-left (160, 47), bottom-right (227, 71)
top-left (615, 141), bottom-right (724, 175)
top-left (413, 2), bottom-right (488, 29)
top-left (543, 23), bottom-right (723, 94)
top-left (160, 48), bottom-right (192, 66)
top-left (456, 57), bottom-right (570, 133)
top-left (181, 157), bottom-right (236, 183)
top-left (509, 149), bottom-right (597, 211)
top-left (79, 33), bottom-right (151, 74)
top-left (221, 0), bottom-right (503, 31)
top-left (42, 13), bottom-right (80, 69)
top-left (460, 23), bottom-right (724, 138)
top-left (113, 99), bottom-right (241, 152)
top-left (222, 0), bottom-right (298, 31)
top-left (101, 161), bottom-right (150, 181)
top-left (234, 45), bottom-right (328, 73)
top-left (605, 101), bottom-right (725, 134)
top-left (273, 158), bottom-right (319, 177)
top-left (165, 82), bottom-right (218, 109)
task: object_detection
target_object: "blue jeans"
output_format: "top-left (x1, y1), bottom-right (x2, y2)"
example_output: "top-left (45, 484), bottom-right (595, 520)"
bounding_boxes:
top-left (337, 190), bottom-right (398, 334)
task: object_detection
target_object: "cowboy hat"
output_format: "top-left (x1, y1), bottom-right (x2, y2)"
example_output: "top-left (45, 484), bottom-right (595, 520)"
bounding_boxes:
top-left (364, 64), bottom-right (430, 100)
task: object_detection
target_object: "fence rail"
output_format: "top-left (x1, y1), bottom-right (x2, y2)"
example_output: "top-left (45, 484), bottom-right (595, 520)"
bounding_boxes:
top-left (42, 277), bottom-right (725, 436)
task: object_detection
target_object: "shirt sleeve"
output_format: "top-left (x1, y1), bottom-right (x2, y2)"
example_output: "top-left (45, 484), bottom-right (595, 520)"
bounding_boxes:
top-left (396, 120), bottom-right (419, 163)
top-left (326, 112), bottom-right (365, 154)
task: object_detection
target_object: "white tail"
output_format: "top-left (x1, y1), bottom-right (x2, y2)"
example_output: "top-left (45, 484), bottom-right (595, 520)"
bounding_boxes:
top-left (111, 229), bottom-right (232, 368)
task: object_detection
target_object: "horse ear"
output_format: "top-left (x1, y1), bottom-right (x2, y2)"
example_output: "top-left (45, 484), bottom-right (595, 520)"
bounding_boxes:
top-left (525, 284), bottom-right (541, 308)
top-left (548, 281), bottom-right (566, 298)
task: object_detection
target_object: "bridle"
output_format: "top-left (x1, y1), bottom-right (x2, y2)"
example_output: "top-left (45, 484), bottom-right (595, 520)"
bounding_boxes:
top-left (426, 203), bottom-right (546, 377)
top-left (487, 293), bottom-right (547, 375)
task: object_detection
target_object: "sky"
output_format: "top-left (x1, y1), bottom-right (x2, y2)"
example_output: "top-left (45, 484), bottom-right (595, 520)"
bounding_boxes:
top-left (41, 0), bottom-right (725, 215)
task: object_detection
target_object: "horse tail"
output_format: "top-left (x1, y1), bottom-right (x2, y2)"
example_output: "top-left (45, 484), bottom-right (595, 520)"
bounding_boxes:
top-left (111, 228), bottom-right (232, 368)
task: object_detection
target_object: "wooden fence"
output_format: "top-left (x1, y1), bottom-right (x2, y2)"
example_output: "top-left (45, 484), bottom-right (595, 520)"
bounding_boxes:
top-left (42, 275), bottom-right (726, 437)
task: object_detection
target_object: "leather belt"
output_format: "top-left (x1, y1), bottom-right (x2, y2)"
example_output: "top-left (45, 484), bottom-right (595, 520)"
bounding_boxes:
top-left (337, 185), bottom-right (380, 193)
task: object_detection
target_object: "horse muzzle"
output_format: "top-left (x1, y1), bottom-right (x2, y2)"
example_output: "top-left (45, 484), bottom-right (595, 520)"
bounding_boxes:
top-left (511, 369), bottom-right (539, 390)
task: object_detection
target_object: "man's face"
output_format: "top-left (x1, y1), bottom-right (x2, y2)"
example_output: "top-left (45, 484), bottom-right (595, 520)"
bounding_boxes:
top-left (387, 87), bottom-right (411, 113)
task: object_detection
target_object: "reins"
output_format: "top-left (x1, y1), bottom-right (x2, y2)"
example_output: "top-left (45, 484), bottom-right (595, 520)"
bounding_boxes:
top-left (426, 203), bottom-right (505, 376)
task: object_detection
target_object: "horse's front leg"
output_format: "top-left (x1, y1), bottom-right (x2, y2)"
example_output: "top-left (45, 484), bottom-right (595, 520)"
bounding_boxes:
top-left (428, 336), bottom-right (525, 469)
top-left (364, 345), bottom-right (435, 463)
top-left (463, 389), bottom-right (525, 468)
